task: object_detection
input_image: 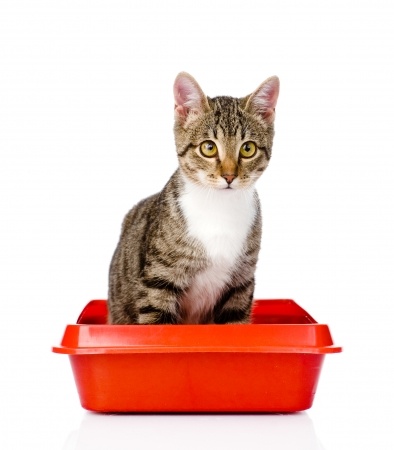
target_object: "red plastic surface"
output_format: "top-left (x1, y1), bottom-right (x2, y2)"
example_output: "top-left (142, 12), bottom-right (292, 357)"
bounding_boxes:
top-left (53, 299), bottom-right (341, 413)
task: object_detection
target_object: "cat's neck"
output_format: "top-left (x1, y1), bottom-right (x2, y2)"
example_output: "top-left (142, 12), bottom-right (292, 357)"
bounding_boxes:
top-left (178, 172), bottom-right (257, 261)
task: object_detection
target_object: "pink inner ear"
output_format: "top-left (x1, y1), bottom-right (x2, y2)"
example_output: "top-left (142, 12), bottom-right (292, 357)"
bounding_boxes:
top-left (174, 80), bottom-right (190, 117)
top-left (174, 102), bottom-right (188, 118)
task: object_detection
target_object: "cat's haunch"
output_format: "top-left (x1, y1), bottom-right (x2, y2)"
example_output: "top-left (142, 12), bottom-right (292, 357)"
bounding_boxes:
top-left (108, 72), bottom-right (279, 324)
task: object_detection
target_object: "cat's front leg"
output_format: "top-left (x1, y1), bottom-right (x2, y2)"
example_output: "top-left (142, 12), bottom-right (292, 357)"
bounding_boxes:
top-left (136, 278), bottom-right (182, 324)
top-left (213, 280), bottom-right (255, 324)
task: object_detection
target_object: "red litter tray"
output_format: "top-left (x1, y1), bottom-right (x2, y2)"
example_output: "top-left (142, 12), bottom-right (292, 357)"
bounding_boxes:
top-left (52, 299), bottom-right (341, 413)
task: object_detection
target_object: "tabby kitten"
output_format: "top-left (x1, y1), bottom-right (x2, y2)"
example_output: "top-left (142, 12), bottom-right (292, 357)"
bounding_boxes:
top-left (108, 72), bottom-right (279, 324)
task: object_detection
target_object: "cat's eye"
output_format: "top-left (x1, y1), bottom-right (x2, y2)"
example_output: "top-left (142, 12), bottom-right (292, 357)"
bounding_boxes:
top-left (200, 141), bottom-right (218, 158)
top-left (240, 141), bottom-right (257, 158)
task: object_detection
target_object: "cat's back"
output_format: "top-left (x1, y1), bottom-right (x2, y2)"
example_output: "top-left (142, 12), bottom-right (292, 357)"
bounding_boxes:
top-left (120, 193), bottom-right (160, 241)
top-left (115, 171), bottom-right (190, 269)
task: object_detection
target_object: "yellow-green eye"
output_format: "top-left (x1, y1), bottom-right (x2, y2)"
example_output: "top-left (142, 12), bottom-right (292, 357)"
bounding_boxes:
top-left (200, 141), bottom-right (218, 158)
top-left (200, 140), bottom-right (218, 158)
top-left (240, 141), bottom-right (257, 158)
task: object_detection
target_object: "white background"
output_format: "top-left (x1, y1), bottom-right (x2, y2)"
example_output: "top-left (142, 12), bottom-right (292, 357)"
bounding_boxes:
top-left (1, 1), bottom-right (393, 448)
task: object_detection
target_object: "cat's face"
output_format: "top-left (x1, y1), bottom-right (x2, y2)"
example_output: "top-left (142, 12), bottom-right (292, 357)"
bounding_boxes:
top-left (173, 73), bottom-right (279, 190)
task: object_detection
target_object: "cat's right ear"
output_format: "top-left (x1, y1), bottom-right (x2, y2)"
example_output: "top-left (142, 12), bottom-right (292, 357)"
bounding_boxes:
top-left (174, 72), bottom-right (209, 125)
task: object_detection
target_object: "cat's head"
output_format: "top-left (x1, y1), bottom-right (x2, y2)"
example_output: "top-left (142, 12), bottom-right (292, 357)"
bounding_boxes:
top-left (173, 72), bottom-right (279, 190)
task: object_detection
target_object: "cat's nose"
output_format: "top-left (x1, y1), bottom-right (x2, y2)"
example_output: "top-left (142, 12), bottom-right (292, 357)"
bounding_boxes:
top-left (222, 174), bottom-right (237, 185)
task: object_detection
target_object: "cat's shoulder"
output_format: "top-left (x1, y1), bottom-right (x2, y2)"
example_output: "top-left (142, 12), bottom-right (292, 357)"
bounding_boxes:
top-left (121, 192), bottom-right (160, 234)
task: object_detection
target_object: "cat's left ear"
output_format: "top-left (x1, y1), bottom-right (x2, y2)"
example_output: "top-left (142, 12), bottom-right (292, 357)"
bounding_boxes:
top-left (174, 72), bottom-right (209, 124)
top-left (245, 76), bottom-right (280, 124)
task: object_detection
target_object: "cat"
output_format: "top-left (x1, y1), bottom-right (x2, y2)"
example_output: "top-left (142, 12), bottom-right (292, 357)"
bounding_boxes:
top-left (108, 72), bottom-right (279, 324)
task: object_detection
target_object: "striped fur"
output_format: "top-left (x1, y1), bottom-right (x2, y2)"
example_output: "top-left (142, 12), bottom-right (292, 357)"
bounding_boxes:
top-left (108, 73), bottom-right (279, 324)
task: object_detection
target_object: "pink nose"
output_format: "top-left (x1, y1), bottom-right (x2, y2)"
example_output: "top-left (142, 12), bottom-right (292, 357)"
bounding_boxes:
top-left (222, 174), bottom-right (236, 184)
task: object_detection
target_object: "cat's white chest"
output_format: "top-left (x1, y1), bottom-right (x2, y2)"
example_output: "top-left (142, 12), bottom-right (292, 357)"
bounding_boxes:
top-left (178, 178), bottom-right (257, 323)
